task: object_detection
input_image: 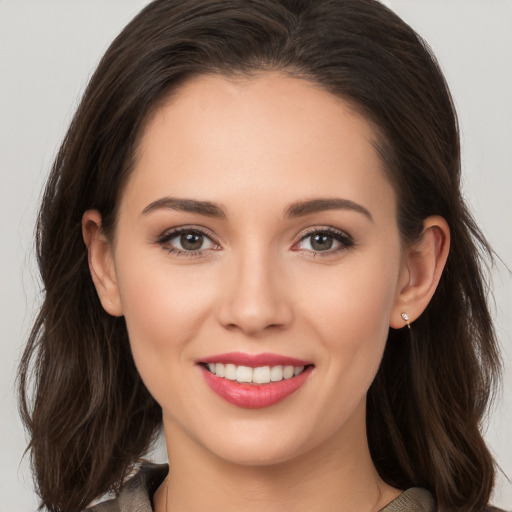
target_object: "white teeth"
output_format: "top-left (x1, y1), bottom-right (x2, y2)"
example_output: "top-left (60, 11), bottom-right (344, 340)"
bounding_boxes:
top-left (216, 363), bottom-right (225, 378)
top-left (235, 365), bottom-right (253, 383)
top-left (283, 365), bottom-right (294, 379)
top-left (253, 366), bottom-right (271, 384)
top-left (224, 364), bottom-right (237, 380)
top-left (270, 366), bottom-right (283, 381)
top-left (206, 363), bottom-right (306, 384)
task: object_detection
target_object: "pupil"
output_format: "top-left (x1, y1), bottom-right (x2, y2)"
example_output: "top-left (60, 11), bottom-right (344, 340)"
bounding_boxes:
top-left (311, 233), bottom-right (333, 251)
top-left (181, 232), bottom-right (203, 250)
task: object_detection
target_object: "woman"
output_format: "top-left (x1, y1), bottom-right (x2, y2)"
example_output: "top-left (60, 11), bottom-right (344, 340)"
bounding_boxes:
top-left (18, 0), bottom-right (504, 511)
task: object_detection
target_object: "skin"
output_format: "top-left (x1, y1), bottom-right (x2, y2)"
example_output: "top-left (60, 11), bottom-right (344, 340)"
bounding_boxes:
top-left (84, 73), bottom-right (449, 511)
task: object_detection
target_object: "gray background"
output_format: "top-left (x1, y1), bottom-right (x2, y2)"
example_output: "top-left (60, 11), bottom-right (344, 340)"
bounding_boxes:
top-left (1, 1), bottom-right (510, 510)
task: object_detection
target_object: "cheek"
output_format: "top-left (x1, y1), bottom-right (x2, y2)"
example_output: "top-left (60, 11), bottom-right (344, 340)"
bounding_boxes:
top-left (300, 246), bottom-right (401, 391)
top-left (113, 251), bottom-right (216, 377)
top-left (301, 251), bottom-right (400, 339)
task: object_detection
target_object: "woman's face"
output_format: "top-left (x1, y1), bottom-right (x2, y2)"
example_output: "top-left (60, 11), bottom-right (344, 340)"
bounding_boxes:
top-left (107, 73), bottom-right (407, 465)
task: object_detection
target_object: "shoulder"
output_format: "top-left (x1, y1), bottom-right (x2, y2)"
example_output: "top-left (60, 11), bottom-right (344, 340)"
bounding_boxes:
top-left (86, 463), bottom-right (168, 512)
top-left (380, 488), bottom-right (509, 512)
top-left (381, 488), bottom-right (435, 512)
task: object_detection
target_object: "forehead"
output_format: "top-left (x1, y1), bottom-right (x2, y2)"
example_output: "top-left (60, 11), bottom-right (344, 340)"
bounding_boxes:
top-left (125, 72), bottom-right (395, 219)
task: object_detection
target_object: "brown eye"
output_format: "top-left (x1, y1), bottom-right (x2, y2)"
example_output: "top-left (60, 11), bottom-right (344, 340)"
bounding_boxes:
top-left (310, 233), bottom-right (334, 251)
top-left (294, 228), bottom-right (354, 255)
top-left (180, 232), bottom-right (204, 251)
top-left (158, 228), bottom-right (218, 254)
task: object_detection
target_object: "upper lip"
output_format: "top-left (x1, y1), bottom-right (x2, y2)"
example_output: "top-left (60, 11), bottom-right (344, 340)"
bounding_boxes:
top-left (198, 352), bottom-right (312, 368)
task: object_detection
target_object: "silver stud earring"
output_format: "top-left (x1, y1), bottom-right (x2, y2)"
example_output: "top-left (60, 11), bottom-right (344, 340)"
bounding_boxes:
top-left (401, 312), bottom-right (411, 329)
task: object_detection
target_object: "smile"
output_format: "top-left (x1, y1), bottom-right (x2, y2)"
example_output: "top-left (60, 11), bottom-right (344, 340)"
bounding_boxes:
top-left (198, 352), bottom-right (314, 409)
top-left (205, 363), bottom-right (306, 384)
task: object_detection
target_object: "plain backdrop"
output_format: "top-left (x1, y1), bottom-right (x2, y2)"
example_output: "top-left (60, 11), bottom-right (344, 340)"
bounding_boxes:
top-left (1, 1), bottom-right (510, 510)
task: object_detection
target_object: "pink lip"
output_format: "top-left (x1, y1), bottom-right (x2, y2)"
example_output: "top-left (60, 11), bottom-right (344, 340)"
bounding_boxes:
top-left (199, 352), bottom-right (311, 368)
top-left (199, 364), bottom-right (314, 410)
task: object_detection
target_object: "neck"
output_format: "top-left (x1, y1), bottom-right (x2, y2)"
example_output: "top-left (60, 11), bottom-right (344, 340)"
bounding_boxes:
top-left (155, 406), bottom-right (401, 512)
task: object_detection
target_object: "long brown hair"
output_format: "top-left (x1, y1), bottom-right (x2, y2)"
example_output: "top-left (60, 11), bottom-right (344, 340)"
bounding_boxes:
top-left (18, 1), bottom-right (501, 511)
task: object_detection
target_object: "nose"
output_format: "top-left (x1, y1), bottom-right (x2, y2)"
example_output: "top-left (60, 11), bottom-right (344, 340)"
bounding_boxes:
top-left (217, 248), bottom-right (293, 336)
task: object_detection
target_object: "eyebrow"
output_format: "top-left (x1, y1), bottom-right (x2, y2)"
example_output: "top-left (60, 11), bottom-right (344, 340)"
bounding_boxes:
top-left (284, 198), bottom-right (373, 222)
top-left (141, 197), bottom-right (227, 219)
top-left (141, 196), bottom-right (373, 222)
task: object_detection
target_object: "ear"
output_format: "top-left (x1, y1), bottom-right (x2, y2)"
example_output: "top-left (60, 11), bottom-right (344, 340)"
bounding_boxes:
top-left (82, 210), bottom-right (123, 317)
top-left (390, 215), bottom-right (450, 329)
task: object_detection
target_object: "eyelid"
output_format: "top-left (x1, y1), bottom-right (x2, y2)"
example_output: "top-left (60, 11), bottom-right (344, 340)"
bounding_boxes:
top-left (156, 225), bottom-right (221, 256)
top-left (292, 226), bottom-right (355, 254)
top-left (155, 224), bottom-right (354, 258)
top-left (157, 225), bottom-right (213, 242)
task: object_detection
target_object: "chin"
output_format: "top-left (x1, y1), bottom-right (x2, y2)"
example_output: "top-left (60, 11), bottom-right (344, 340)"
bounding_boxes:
top-left (193, 415), bottom-right (330, 469)
top-left (210, 438), bottom-right (307, 468)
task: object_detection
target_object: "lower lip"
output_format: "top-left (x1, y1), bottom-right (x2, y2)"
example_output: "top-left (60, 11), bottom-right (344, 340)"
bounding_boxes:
top-left (200, 365), bottom-right (313, 409)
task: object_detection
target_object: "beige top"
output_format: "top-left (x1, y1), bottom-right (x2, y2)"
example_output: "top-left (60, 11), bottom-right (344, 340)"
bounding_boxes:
top-left (87, 463), bottom-right (436, 511)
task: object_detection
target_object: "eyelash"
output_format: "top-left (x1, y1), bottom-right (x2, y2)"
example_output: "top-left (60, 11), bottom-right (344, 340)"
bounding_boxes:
top-left (156, 226), bottom-right (219, 257)
top-left (156, 226), bottom-right (355, 258)
top-left (294, 227), bottom-right (355, 257)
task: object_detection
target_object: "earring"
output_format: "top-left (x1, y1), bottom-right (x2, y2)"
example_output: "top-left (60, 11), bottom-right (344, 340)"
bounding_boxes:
top-left (401, 312), bottom-right (411, 329)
